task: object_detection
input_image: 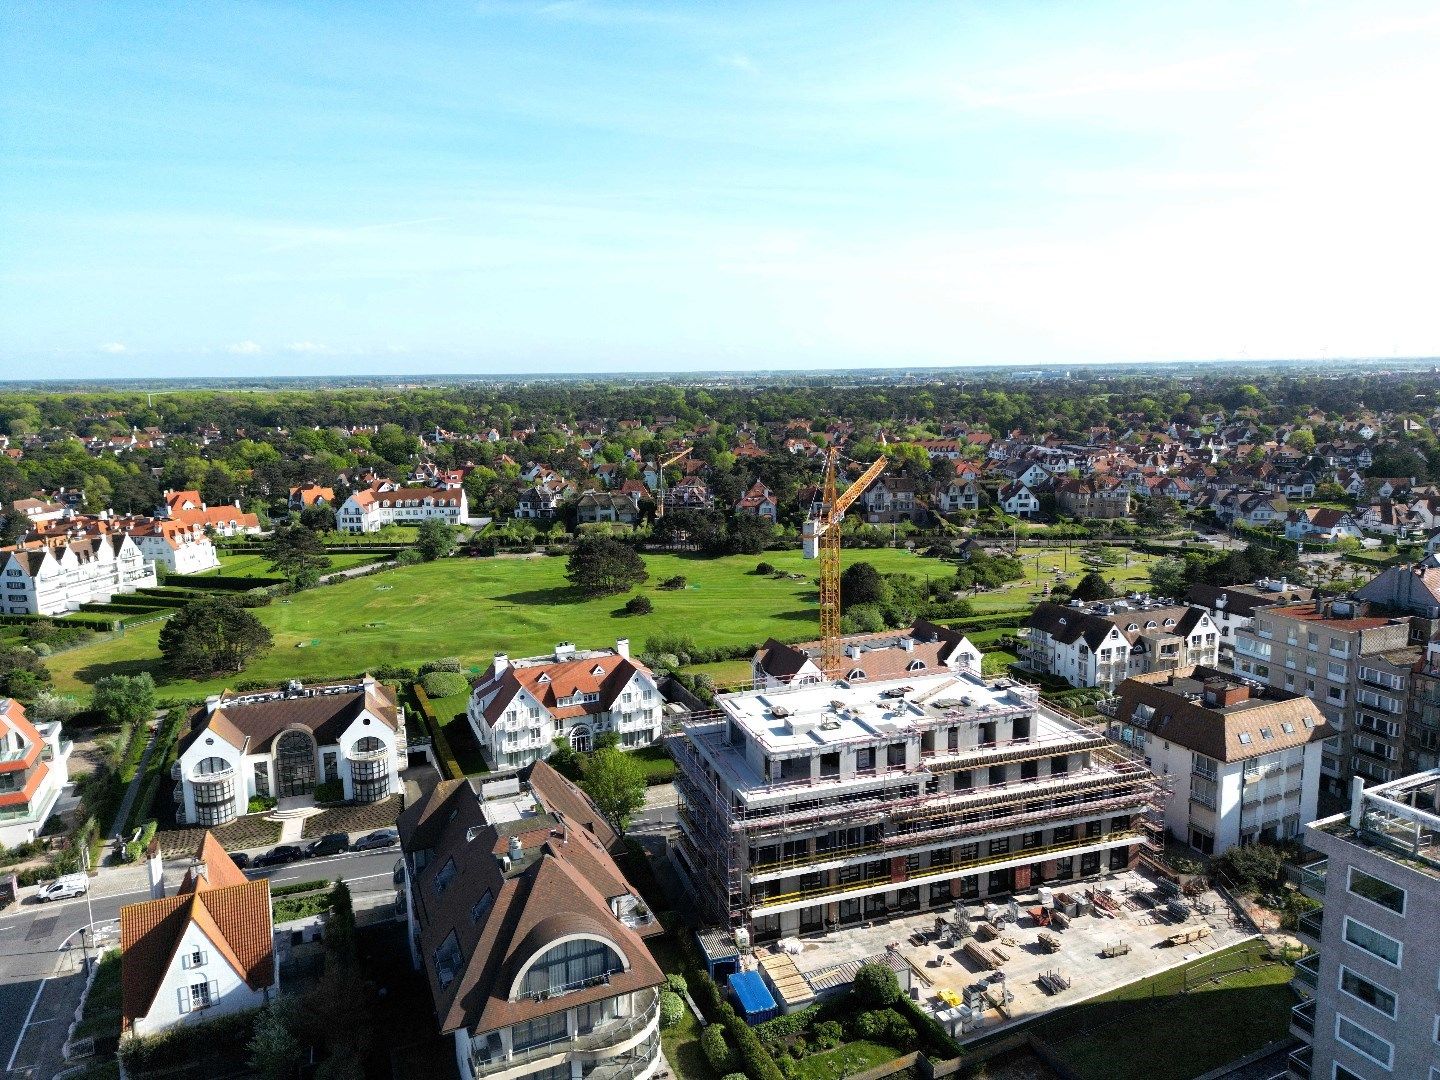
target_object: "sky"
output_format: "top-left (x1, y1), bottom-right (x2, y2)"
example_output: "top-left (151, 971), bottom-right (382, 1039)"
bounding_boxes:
top-left (3, 1), bottom-right (1440, 379)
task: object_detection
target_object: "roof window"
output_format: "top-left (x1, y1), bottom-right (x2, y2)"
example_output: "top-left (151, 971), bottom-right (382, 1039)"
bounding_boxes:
top-left (1237, 731), bottom-right (1252, 745)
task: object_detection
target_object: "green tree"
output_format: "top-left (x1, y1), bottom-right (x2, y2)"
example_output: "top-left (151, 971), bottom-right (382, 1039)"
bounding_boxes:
top-left (326, 880), bottom-right (357, 964)
top-left (851, 962), bottom-right (901, 1008)
top-left (91, 672), bottom-right (158, 728)
top-left (265, 524), bottom-right (333, 587)
top-left (0, 644), bottom-right (50, 699)
top-left (1288, 428), bottom-right (1316, 454)
top-left (566, 536), bottom-right (648, 596)
top-left (248, 998), bottom-right (304, 1080)
top-left (1071, 571), bottom-right (1115, 602)
top-left (414, 518), bottom-right (456, 561)
top-left (158, 596), bottom-right (274, 678)
top-left (1149, 557), bottom-right (1189, 599)
top-left (840, 561), bottom-right (886, 610)
top-left (580, 747), bottom-right (646, 833)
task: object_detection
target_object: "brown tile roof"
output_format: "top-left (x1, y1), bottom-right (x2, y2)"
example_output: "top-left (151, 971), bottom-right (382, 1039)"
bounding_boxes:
top-left (1266, 604), bottom-right (1394, 630)
top-left (474, 654), bottom-right (651, 725)
top-left (120, 879), bottom-right (274, 1031)
top-left (523, 759), bottom-right (620, 853)
top-left (178, 832), bottom-right (251, 893)
top-left (178, 680), bottom-right (398, 757)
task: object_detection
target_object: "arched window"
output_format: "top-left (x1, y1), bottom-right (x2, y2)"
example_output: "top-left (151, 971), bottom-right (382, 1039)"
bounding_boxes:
top-left (193, 756), bottom-right (230, 776)
top-left (848, 669), bottom-right (866, 681)
top-left (519, 937), bottom-right (625, 998)
top-left (569, 725), bottom-right (592, 753)
top-left (275, 730), bottom-right (317, 798)
top-left (353, 736), bottom-right (384, 754)
top-left (907, 660), bottom-right (926, 671)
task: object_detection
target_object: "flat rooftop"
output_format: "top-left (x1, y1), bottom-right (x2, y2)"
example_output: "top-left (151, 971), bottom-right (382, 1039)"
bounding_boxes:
top-left (715, 670), bottom-right (1040, 753)
top-left (1314, 770), bottom-right (1440, 878)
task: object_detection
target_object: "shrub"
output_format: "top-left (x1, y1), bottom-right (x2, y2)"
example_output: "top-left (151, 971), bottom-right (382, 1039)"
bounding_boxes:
top-left (248, 795), bottom-right (277, 814)
top-left (395, 548), bottom-right (423, 565)
top-left (754, 562), bottom-right (774, 575)
top-left (421, 670), bottom-right (469, 698)
top-left (660, 991), bottom-right (686, 1028)
top-left (702, 1024), bottom-right (733, 1073)
top-left (665, 972), bottom-right (689, 996)
top-left (421, 657), bottom-right (462, 674)
top-left (720, 1005), bottom-right (784, 1080)
top-left (625, 595), bottom-right (654, 615)
top-left (723, 1074), bottom-right (749, 1080)
top-left (853, 1009), bottom-right (915, 1050)
top-left (1215, 842), bottom-right (1288, 894)
top-left (659, 575), bottom-right (687, 590)
top-left (313, 779), bottom-right (344, 804)
top-left (851, 962), bottom-right (901, 1008)
top-left (812, 1020), bottom-right (844, 1050)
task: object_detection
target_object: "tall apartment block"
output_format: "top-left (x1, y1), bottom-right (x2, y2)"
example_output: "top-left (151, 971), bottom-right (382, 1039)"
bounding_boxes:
top-left (670, 668), bottom-right (1167, 941)
top-left (1287, 772), bottom-right (1440, 1080)
top-left (1233, 599), bottom-right (1414, 793)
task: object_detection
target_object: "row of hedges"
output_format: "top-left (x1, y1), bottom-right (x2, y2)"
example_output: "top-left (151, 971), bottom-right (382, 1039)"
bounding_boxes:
top-left (0, 611), bottom-right (126, 631)
top-left (183, 574), bottom-right (287, 590)
top-left (123, 708), bottom-right (188, 837)
top-left (271, 878), bottom-right (332, 898)
top-left (410, 683), bottom-right (463, 779)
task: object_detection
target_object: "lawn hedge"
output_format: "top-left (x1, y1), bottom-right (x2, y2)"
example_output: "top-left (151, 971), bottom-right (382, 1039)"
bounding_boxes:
top-left (182, 574), bottom-right (287, 590)
top-left (411, 683), bottom-right (464, 779)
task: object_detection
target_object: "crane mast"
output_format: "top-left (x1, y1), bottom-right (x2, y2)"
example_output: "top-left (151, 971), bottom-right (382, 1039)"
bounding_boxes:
top-left (654, 447), bottom-right (692, 519)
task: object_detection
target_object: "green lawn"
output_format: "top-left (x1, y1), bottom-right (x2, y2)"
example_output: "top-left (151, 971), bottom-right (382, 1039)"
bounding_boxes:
top-left (215, 552), bottom-right (383, 576)
top-left (48, 548), bottom-right (955, 700)
top-left (425, 686), bottom-right (490, 775)
top-left (790, 1041), bottom-right (899, 1080)
top-left (681, 658), bottom-right (754, 688)
top-left (965, 546), bottom-right (1160, 613)
top-left (1038, 942), bottom-right (1295, 1080)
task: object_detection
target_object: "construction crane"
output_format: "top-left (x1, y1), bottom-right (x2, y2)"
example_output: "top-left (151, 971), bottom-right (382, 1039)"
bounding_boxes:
top-left (653, 447), bottom-right (692, 518)
top-left (802, 447), bottom-right (887, 679)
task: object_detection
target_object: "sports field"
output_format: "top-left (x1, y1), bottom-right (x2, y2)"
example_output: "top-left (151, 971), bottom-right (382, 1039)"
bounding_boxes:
top-left (46, 544), bottom-right (1158, 701)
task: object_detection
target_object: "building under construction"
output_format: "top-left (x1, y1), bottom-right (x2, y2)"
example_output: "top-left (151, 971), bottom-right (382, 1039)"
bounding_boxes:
top-left (671, 667), bottom-right (1169, 942)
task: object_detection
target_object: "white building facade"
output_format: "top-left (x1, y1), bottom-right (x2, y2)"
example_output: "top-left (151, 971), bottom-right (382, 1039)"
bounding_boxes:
top-left (0, 535), bottom-right (156, 616)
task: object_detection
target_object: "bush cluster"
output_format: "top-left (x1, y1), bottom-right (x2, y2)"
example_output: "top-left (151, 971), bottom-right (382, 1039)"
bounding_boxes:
top-left (659, 991), bottom-right (685, 1028)
top-left (420, 670), bottom-right (469, 698)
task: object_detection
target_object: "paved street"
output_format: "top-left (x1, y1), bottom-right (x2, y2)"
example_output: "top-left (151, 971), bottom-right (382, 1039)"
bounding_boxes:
top-left (0, 845), bottom-right (403, 1077)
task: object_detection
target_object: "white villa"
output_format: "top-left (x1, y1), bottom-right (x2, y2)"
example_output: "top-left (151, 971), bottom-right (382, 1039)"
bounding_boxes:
top-left (173, 677), bottom-right (405, 826)
top-left (132, 521), bottom-right (222, 575)
top-left (337, 484), bottom-right (468, 533)
top-left (0, 534), bottom-right (156, 616)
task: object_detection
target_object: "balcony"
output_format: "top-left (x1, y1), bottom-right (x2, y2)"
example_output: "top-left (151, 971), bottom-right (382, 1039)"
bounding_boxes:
top-left (1290, 998), bottom-right (1315, 1039)
top-left (469, 989), bottom-right (659, 1080)
top-left (1291, 952), bottom-right (1319, 993)
top-left (1295, 906), bottom-right (1323, 946)
top-left (1286, 1043), bottom-right (1312, 1080)
top-left (346, 743), bottom-right (390, 762)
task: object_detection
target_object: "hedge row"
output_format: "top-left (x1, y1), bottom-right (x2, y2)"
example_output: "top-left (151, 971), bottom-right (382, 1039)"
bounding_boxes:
top-left (0, 611), bottom-right (124, 630)
top-left (271, 878), bottom-right (332, 898)
top-left (124, 708), bottom-right (188, 836)
top-left (411, 683), bottom-right (464, 780)
top-left (183, 574), bottom-right (287, 590)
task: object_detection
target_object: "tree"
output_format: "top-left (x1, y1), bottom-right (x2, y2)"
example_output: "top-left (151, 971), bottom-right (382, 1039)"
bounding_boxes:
top-left (851, 962), bottom-right (901, 1008)
top-left (249, 998), bottom-right (304, 1080)
top-left (566, 536), bottom-right (648, 596)
top-left (1071, 572), bottom-right (1115, 602)
top-left (414, 519), bottom-right (456, 561)
top-left (580, 747), bottom-right (646, 832)
top-left (840, 561), bottom-right (886, 610)
top-left (299, 504), bottom-right (337, 532)
top-left (1288, 428), bottom-right (1316, 454)
top-left (0, 645), bottom-right (50, 699)
top-left (625, 594), bottom-right (653, 615)
top-left (159, 596), bottom-right (274, 678)
top-left (26, 690), bottom-right (80, 724)
top-left (325, 880), bottom-right (357, 964)
top-left (726, 514), bottom-right (771, 555)
top-left (0, 512), bottom-right (27, 546)
top-left (91, 673), bottom-right (157, 728)
top-left (265, 524), bottom-right (333, 587)
top-left (1148, 557), bottom-right (1189, 599)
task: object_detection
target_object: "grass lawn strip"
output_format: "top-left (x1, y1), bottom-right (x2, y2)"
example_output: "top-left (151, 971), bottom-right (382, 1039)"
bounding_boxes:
top-left (790, 1040), bottom-right (900, 1080)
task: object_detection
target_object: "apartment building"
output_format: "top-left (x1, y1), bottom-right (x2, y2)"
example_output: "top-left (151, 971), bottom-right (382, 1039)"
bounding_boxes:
top-left (173, 677), bottom-right (405, 826)
top-left (1233, 600), bottom-right (1412, 793)
top-left (1104, 667), bottom-right (1327, 855)
top-left (1184, 579), bottom-right (1314, 657)
top-left (0, 534), bottom-right (156, 615)
top-left (1287, 773), bottom-right (1440, 1080)
top-left (0, 697), bottom-right (72, 846)
top-left (1054, 478), bottom-right (1131, 520)
top-left (670, 668), bottom-right (1165, 941)
top-left (750, 622), bottom-right (983, 691)
top-left (131, 521), bottom-right (222, 575)
top-left (337, 484), bottom-right (468, 533)
top-left (1406, 643), bottom-right (1440, 774)
top-left (466, 640), bottom-right (662, 770)
top-left (1020, 598), bottom-right (1219, 690)
top-left (397, 766), bottom-right (665, 1080)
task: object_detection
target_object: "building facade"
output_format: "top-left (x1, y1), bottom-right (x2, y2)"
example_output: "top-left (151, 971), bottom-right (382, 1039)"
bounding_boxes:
top-left (0, 534), bottom-right (156, 616)
top-left (338, 485), bottom-right (468, 533)
top-left (0, 697), bottom-right (72, 846)
top-left (1288, 773), bottom-right (1440, 1080)
top-left (1104, 667), bottom-right (1327, 855)
top-left (750, 621), bottom-right (983, 691)
top-left (132, 521), bottom-right (221, 575)
top-left (174, 677), bottom-right (405, 826)
top-left (397, 765), bottom-right (665, 1080)
top-left (1020, 599), bottom-right (1219, 690)
top-left (467, 641), bottom-right (663, 770)
top-left (671, 668), bottom-right (1166, 941)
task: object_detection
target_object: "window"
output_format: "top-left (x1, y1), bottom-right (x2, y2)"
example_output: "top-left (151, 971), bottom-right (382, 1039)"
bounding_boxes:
top-left (471, 890), bottom-right (494, 924)
top-left (1344, 916), bottom-right (1402, 967)
top-left (1335, 1013), bottom-right (1393, 1069)
top-left (188, 981), bottom-right (213, 1010)
top-left (434, 931), bottom-right (463, 988)
top-left (512, 1011), bottom-right (569, 1052)
top-left (1348, 867), bottom-right (1406, 915)
top-left (1340, 966), bottom-right (1397, 1018)
top-left (520, 937), bottom-right (624, 998)
top-left (434, 857), bottom-right (457, 895)
top-left (185, 949), bottom-right (206, 970)
top-left (988, 838), bottom-right (1010, 856)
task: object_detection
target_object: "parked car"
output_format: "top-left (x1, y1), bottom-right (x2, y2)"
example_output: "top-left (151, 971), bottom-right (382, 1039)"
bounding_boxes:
top-left (253, 845), bottom-right (305, 868)
top-left (305, 833), bottom-right (351, 858)
top-left (351, 829), bottom-right (398, 852)
top-left (37, 874), bottom-right (89, 902)
top-left (230, 852), bottom-right (252, 870)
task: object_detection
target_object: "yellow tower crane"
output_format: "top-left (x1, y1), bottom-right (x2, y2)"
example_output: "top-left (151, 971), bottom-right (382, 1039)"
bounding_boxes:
top-left (802, 447), bottom-right (887, 679)
top-left (653, 447), bottom-right (693, 519)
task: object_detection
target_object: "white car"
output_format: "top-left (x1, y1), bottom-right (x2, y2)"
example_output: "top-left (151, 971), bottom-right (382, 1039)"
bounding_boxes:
top-left (37, 874), bottom-right (89, 902)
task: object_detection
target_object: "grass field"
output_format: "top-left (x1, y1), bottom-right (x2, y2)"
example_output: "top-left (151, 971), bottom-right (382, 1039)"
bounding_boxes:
top-left (46, 545), bottom-right (1158, 702)
top-left (1038, 942), bottom-right (1295, 1080)
top-left (791, 1041), bottom-right (899, 1080)
top-left (215, 552), bottom-right (383, 576)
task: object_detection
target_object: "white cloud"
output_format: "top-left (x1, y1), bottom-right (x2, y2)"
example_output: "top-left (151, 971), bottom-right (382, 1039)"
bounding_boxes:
top-left (98, 342), bottom-right (127, 354)
top-left (285, 341), bottom-right (331, 354)
top-left (228, 340), bottom-right (262, 354)
top-left (718, 53), bottom-right (755, 73)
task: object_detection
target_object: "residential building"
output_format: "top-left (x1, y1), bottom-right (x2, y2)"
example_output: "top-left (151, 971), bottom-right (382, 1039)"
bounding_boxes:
top-left (575, 491), bottom-right (641, 525)
top-left (735, 481), bottom-right (779, 521)
top-left (514, 484), bottom-right (567, 521)
top-left (1286, 508), bottom-right (1365, 543)
top-left (132, 521), bottom-right (222, 575)
top-left (1355, 562), bottom-right (1440, 621)
top-left (931, 478), bottom-right (981, 514)
top-left (1185, 579), bottom-right (1314, 656)
top-left (1234, 600), bottom-right (1412, 793)
top-left (1406, 643), bottom-right (1440, 774)
top-left (396, 765), bottom-right (665, 1080)
top-left (0, 534), bottom-right (156, 615)
top-left (7, 497), bottom-right (68, 527)
top-left (289, 484), bottom-right (335, 510)
top-left (0, 697), bottom-right (72, 846)
top-left (996, 481), bottom-right (1040, 519)
top-left (860, 477), bottom-right (925, 524)
top-left (750, 621), bottom-right (982, 690)
top-left (1216, 491), bottom-right (1288, 528)
top-left (466, 640), bottom-right (662, 769)
top-left (337, 484), bottom-right (468, 533)
top-left (158, 490), bottom-right (263, 536)
top-left (1019, 598), bottom-right (1219, 690)
top-left (1054, 478), bottom-right (1131, 520)
top-left (671, 668), bottom-right (1166, 939)
top-left (1104, 667), bottom-right (1326, 854)
top-left (173, 677), bottom-right (405, 826)
top-left (1287, 773), bottom-right (1440, 1080)
top-left (120, 833), bottom-right (276, 1038)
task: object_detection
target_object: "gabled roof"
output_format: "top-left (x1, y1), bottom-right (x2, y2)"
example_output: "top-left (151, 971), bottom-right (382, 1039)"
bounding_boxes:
top-left (474, 653), bottom-right (652, 724)
top-left (178, 832), bottom-right (251, 893)
top-left (178, 680), bottom-right (398, 758)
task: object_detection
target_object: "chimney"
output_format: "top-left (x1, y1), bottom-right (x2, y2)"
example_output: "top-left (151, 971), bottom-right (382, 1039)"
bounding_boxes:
top-left (204, 694), bottom-right (223, 715)
top-left (901, 637), bottom-right (915, 652)
top-left (146, 839), bottom-right (165, 900)
top-left (555, 642), bottom-right (576, 662)
top-left (507, 835), bottom-right (524, 861)
top-left (493, 653), bottom-right (509, 674)
top-left (615, 638), bottom-right (630, 659)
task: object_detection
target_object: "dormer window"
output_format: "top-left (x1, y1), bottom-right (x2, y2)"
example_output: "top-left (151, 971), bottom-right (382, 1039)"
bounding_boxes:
top-left (848, 669), bottom-right (865, 680)
top-left (434, 856), bottom-right (458, 895)
top-left (1164, 619), bottom-right (1176, 627)
top-left (591, 665), bottom-right (605, 676)
top-left (1127, 623), bottom-right (1138, 631)
top-left (907, 660), bottom-right (926, 671)
top-left (471, 890), bottom-right (494, 924)
top-left (537, 674), bottom-right (550, 683)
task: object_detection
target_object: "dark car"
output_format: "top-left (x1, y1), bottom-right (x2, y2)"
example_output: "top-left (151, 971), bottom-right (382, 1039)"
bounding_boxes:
top-left (230, 852), bottom-right (252, 870)
top-left (253, 845), bottom-right (305, 868)
top-left (352, 829), bottom-right (398, 852)
top-left (306, 833), bottom-right (350, 858)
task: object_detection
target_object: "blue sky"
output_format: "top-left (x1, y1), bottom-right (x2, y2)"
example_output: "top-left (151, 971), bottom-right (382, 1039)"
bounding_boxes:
top-left (3, 1), bottom-right (1439, 378)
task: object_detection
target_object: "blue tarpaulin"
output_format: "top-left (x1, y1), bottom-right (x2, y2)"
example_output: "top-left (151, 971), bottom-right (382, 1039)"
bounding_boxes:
top-left (728, 970), bottom-right (779, 1023)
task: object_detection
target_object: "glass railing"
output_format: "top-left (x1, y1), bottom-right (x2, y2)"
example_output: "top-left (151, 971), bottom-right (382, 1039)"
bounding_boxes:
top-left (1299, 859), bottom-right (1327, 897)
top-left (1296, 907), bottom-right (1323, 942)
top-left (1286, 1043), bottom-right (1311, 1079)
top-left (1291, 952), bottom-right (1319, 989)
top-left (1290, 999), bottom-right (1315, 1037)
top-left (469, 990), bottom-right (659, 1079)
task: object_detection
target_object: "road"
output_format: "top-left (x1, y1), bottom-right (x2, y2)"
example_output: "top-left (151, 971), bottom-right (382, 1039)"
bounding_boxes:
top-left (0, 846), bottom-right (402, 1077)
